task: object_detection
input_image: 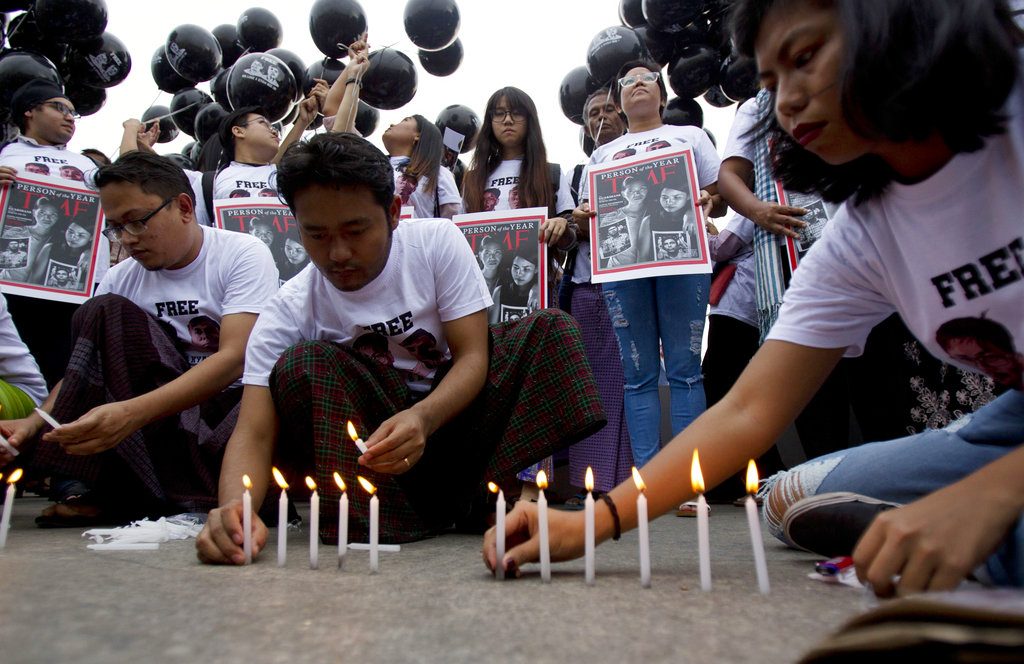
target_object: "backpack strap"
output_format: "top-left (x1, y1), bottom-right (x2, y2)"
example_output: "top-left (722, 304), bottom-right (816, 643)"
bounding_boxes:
top-left (202, 170), bottom-right (215, 223)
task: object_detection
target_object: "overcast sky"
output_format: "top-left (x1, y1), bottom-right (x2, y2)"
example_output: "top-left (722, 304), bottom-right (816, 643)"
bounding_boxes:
top-left (65, 0), bottom-right (738, 168)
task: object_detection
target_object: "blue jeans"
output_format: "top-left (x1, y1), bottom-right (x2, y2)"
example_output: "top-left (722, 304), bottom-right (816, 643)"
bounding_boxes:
top-left (602, 273), bottom-right (710, 467)
top-left (764, 389), bottom-right (1024, 586)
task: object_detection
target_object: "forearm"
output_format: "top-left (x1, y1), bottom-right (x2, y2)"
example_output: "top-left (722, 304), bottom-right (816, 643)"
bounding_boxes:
top-left (962, 443), bottom-right (1024, 513)
top-left (217, 386), bottom-right (278, 508)
top-left (127, 349), bottom-right (243, 428)
top-left (409, 348), bottom-right (488, 437)
top-left (718, 166), bottom-right (765, 221)
top-left (273, 120), bottom-right (310, 164)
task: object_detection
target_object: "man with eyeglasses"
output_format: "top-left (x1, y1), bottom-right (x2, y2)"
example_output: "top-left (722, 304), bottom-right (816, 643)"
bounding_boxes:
top-left (1, 151), bottom-right (278, 527)
top-left (0, 81), bottom-right (110, 387)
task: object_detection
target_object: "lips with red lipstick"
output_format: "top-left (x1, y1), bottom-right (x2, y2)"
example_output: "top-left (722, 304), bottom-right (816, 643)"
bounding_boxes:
top-left (792, 122), bottom-right (826, 147)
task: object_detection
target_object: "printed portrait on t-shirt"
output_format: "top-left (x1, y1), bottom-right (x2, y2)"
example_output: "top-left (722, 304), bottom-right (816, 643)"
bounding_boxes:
top-left (229, 189), bottom-right (249, 199)
top-left (936, 316), bottom-right (1024, 390)
top-left (24, 163), bottom-right (49, 176)
top-left (188, 315), bottom-right (221, 353)
top-left (483, 188), bottom-right (500, 212)
top-left (353, 332), bottom-right (395, 367)
top-left (59, 165), bottom-right (84, 182)
top-left (508, 186), bottom-right (521, 210)
top-left (397, 173), bottom-right (418, 205)
top-left (612, 148), bottom-right (636, 160)
top-left (259, 188), bottom-right (277, 198)
top-left (400, 328), bottom-right (445, 371)
top-left (646, 140), bottom-right (671, 151)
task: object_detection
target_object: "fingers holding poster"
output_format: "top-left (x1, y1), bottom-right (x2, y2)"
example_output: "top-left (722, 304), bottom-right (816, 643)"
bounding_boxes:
top-left (453, 207), bottom-right (549, 325)
top-left (588, 147), bottom-right (712, 283)
top-left (0, 175), bottom-right (104, 303)
top-left (214, 200), bottom-right (309, 285)
top-left (774, 184), bottom-right (839, 270)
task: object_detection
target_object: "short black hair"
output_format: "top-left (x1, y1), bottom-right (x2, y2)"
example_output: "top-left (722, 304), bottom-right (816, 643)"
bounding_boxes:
top-left (94, 151), bottom-right (195, 207)
top-left (275, 132), bottom-right (395, 211)
top-left (730, 0), bottom-right (1024, 205)
top-left (613, 59), bottom-right (668, 111)
top-left (936, 316), bottom-right (1016, 354)
top-left (218, 105), bottom-right (264, 163)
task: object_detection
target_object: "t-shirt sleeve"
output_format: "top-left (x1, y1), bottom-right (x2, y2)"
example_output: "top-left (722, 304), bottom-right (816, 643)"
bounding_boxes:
top-left (692, 128), bottom-right (721, 189)
top-left (766, 212), bottom-right (897, 355)
top-left (431, 221), bottom-right (493, 322)
top-left (186, 170), bottom-right (212, 227)
top-left (242, 293), bottom-right (303, 386)
top-left (436, 168), bottom-right (462, 208)
top-left (555, 169), bottom-right (575, 215)
top-left (220, 236), bottom-right (280, 316)
top-left (0, 296), bottom-right (47, 404)
top-left (723, 99), bottom-right (760, 164)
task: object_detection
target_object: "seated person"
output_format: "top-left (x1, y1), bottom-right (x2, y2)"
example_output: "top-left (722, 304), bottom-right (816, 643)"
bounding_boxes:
top-left (195, 133), bottom-right (606, 563)
top-left (1, 152), bottom-right (278, 525)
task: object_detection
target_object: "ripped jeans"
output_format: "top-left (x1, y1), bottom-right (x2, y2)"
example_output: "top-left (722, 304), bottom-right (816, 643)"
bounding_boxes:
top-left (763, 389), bottom-right (1024, 586)
top-left (602, 273), bottom-right (710, 467)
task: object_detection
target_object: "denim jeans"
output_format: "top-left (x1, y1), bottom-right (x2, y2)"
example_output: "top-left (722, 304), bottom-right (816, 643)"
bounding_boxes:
top-left (764, 389), bottom-right (1024, 586)
top-left (602, 273), bottom-right (710, 467)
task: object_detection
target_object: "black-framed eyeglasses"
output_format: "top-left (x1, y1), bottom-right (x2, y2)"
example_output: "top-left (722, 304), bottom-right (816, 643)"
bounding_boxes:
top-left (101, 196), bottom-right (175, 241)
top-left (491, 108), bottom-right (527, 123)
top-left (39, 101), bottom-right (80, 120)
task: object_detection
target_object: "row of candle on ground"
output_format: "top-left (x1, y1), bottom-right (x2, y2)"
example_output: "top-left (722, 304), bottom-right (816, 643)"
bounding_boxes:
top-left (491, 451), bottom-right (770, 592)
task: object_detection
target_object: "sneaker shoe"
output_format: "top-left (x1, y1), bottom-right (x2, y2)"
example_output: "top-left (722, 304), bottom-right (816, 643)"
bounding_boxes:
top-left (781, 492), bottom-right (899, 557)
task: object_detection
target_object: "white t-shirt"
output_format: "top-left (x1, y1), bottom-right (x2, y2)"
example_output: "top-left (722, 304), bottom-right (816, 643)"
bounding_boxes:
top-left (189, 162), bottom-right (280, 229)
top-left (0, 137), bottom-right (109, 285)
top-left (768, 76), bottom-right (1024, 388)
top-left (390, 156), bottom-right (462, 219)
top-left (575, 124), bottom-right (721, 283)
top-left (96, 225), bottom-right (278, 368)
top-left (0, 293), bottom-right (46, 404)
top-left (244, 218), bottom-right (492, 392)
top-left (467, 159), bottom-right (575, 215)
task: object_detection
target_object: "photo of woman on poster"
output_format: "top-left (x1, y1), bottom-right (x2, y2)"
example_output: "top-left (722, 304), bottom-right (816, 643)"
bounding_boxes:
top-left (649, 185), bottom-right (699, 260)
top-left (489, 243), bottom-right (540, 324)
top-left (30, 219), bottom-right (93, 290)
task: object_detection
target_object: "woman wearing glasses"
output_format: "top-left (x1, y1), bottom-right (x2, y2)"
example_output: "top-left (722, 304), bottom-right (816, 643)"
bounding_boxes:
top-left (575, 61), bottom-right (723, 470)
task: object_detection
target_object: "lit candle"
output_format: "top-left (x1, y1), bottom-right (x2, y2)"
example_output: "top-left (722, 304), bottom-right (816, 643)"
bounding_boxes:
top-left (0, 468), bottom-right (23, 549)
top-left (584, 467), bottom-right (595, 586)
top-left (632, 466), bottom-right (651, 588)
top-left (537, 470), bottom-right (550, 583)
top-left (346, 421), bottom-right (369, 455)
top-left (691, 450), bottom-right (711, 591)
top-left (241, 474), bottom-right (253, 564)
top-left (745, 460), bottom-right (771, 595)
top-left (334, 471), bottom-right (348, 570)
top-left (272, 467), bottom-right (288, 567)
top-left (488, 482), bottom-right (505, 580)
top-left (357, 476), bottom-right (379, 573)
top-left (306, 476), bottom-right (319, 569)
top-left (33, 407), bottom-right (61, 430)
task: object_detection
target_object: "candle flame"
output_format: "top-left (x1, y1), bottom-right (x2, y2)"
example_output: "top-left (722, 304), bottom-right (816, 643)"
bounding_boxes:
top-left (487, 481), bottom-right (499, 495)
top-left (745, 459), bottom-right (759, 495)
top-left (631, 466), bottom-right (646, 493)
top-left (690, 450), bottom-right (705, 494)
top-left (241, 474), bottom-right (252, 490)
top-left (271, 467), bottom-right (288, 490)
top-left (333, 471), bottom-right (346, 492)
top-left (356, 475), bottom-right (376, 495)
top-left (536, 469), bottom-right (548, 490)
top-left (8, 468), bottom-right (24, 484)
top-left (585, 467), bottom-right (594, 492)
top-left (305, 476), bottom-right (317, 492)
top-left (346, 421), bottom-right (359, 441)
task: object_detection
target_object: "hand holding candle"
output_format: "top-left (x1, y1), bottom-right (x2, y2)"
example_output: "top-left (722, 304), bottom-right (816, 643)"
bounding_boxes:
top-left (357, 476), bottom-right (379, 573)
top-left (488, 482), bottom-right (505, 580)
top-left (745, 460), bottom-right (771, 594)
top-left (306, 476), bottom-right (319, 569)
top-left (0, 468), bottom-right (23, 549)
top-left (271, 467), bottom-right (288, 567)
top-left (241, 474), bottom-right (253, 564)
top-left (584, 467), bottom-right (595, 586)
top-left (632, 466), bottom-right (651, 588)
top-left (691, 450), bottom-right (712, 592)
top-left (537, 470), bottom-right (551, 583)
top-left (334, 472), bottom-right (348, 570)
top-left (347, 421), bottom-right (369, 455)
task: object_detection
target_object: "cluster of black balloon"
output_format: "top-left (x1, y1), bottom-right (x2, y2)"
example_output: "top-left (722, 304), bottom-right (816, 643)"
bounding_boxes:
top-left (560, 0), bottom-right (760, 139)
top-left (0, 0), bottom-right (131, 131)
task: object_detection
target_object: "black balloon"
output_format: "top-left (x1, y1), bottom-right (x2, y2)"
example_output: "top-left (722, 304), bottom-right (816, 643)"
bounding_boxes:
top-left (0, 2), bottom-right (32, 10)
top-left (193, 103), bottom-right (229, 144)
top-left (142, 105), bottom-right (179, 143)
top-left (267, 48), bottom-right (306, 101)
top-left (151, 46), bottom-right (193, 94)
top-left (169, 88), bottom-right (212, 137)
top-left (237, 7), bottom-right (283, 52)
top-left (704, 127), bottom-right (717, 148)
top-left (662, 96), bottom-right (703, 128)
top-left (435, 104), bottom-right (479, 153)
top-left (360, 49), bottom-right (417, 110)
top-left (304, 58), bottom-right (345, 94)
top-left (211, 67), bottom-right (231, 107)
top-left (8, 13), bottom-right (69, 66)
top-left (188, 140), bottom-right (202, 163)
top-left (227, 52), bottom-right (297, 122)
top-left (309, 0), bottom-right (367, 59)
top-left (281, 104), bottom-right (299, 126)
top-left (633, 25), bottom-right (676, 67)
top-left (212, 24), bottom-right (245, 68)
top-left (667, 44), bottom-right (720, 99)
top-left (642, 0), bottom-right (705, 32)
top-left (166, 24), bottom-right (222, 83)
top-left (619, 0), bottom-right (646, 28)
top-left (586, 26), bottom-right (648, 85)
top-left (559, 65), bottom-right (599, 125)
top-left (703, 84), bottom-right (733, 108)
top-left (0, 50), bottom-right (63, 118)
top-left (63, 79), bottom-right (106, 116)
top-left (164, 153), bottom-right (195, 170)
top-left (181, 141), bottom-right (196, 157)
top-left (720, 54), bottom-right (759, 102)
top-left (36, 0), bottom-right (107, 42)
top-left (67, 32), bottom-right (131, 89)
top-left (354, 100), bottom-right (378, 137)
top-left (403, 0), bottom-right (460, 52)
top-left (418, 38), bottom-right (462, 77)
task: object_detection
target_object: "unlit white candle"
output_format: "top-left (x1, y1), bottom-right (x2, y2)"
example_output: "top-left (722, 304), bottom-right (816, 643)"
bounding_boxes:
top-left (87, 542), bottom-right (160, 551)
top-left (538, 487), bottom-right (550, 583)
top-left (369, 494), bottom-right (379, 573)
top-left (309, 488), bottom-right (319, 569)
top-left (242, 487), bottom-right (252, 564)
top-left (495, 489), bottom-right (506, 580)
top-left (745, 495), bottom-right (771, 594)
top-left (584, 491), bottom-right (595, 585)
top-left (33, 407), bottom-right (61, 429)
top-left (337, 491), bottom-right (348, 569)
top-left (347, 542), bottom-right (398, 552)
top-left (697, 493), bottom-right (711, 591)
top-left (0, 434), bottom-right (18, 457)
top-left (276, 488), bottom-right (287, 567)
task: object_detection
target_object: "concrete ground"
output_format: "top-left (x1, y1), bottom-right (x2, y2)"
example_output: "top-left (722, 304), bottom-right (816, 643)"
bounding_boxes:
top-left (0, 495), bottom-right (872, 664)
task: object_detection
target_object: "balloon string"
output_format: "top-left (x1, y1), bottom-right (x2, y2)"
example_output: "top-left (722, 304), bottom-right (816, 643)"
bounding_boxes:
top-left (110, 88), bottom-right (165, 159)
top-left (5, 7), bottom-right (33, 47)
